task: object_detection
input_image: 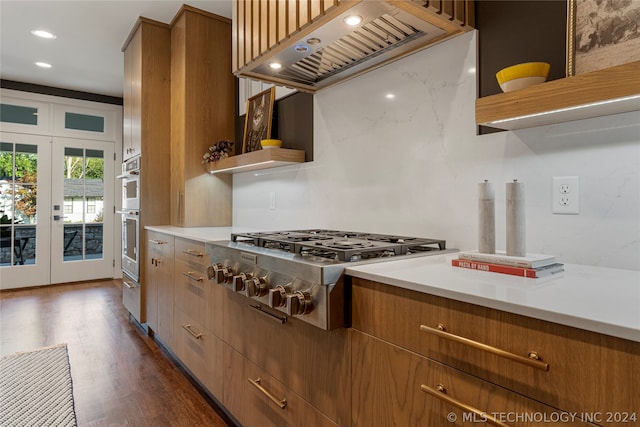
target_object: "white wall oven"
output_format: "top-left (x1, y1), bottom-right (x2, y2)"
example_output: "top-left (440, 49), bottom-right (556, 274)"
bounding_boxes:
top-left (119, 155), bottom-right (140, 210)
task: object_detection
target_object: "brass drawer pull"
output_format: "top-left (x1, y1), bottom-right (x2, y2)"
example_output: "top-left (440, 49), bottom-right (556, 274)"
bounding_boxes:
top-left (420, 324), bottom-right (549, 371)
top-left (148, 239), bottom-right (167, 245)
top-left (181, 324), bottom-right (203, 340)
top-left (181, 271), bottom-right (203, 282)
top-left (250, 304), bottom-right (287, 324)
top-left (248, 377), bottom-right (287, 409)
top-left (421, 383), bottom-right (511, 427)
top-left (182, 249), bottom-right (204, 258)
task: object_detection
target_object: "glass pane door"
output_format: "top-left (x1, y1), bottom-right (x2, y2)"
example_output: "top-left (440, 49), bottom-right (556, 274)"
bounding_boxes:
top-left (0, 133), bottom-right (51, 288)
top-left (51, 138), bottom-right (114, 284)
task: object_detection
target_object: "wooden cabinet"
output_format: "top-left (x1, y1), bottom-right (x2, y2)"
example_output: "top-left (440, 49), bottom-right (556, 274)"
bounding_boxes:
top-left (169, 6), bottom-right (234, 227)
top-left (224, 344), bottom-right (339, 427)
top-left (351, 330), bottom-right (598, 427)
top-left (173, 307), bottom-right (225, 399)
top-left (122, 18), bottom-right (172, 322)
top-left (146, 231), bottom-right (174, 346)
top-left (171, 236), bottom-right (225, 398)
top-left (351, 277), bottom-right (640, 427)
top-left (222, 289), bottom-right (351, 426)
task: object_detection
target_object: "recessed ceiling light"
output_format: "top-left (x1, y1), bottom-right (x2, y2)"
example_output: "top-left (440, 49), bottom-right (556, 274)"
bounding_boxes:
top-left (35, 62), bottom-right (52, 68)
top-left (269, 62), bottom-right (282, 70)
top-left (385, 93), bottom-right (396, 99)
top-left (306, 37), bottom-right (321, 45)
top-left (31, 30), bottom-right (56, 39)
top-left (294, 44), bottom-right (309, 53)
top-left (344, 15), bottom-right (362, 26)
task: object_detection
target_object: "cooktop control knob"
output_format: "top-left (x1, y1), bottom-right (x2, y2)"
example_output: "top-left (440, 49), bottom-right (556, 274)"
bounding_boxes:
top-left (212, 264), bottom-right (232, 284)
top-left (287, 291), bottom-right (313, 316)
top-left (232, 272), bottom-right (252, 292)
top-left (268, 285), bottom-right (290, 308)
top-left (245, 277), bottom-right (268, 298)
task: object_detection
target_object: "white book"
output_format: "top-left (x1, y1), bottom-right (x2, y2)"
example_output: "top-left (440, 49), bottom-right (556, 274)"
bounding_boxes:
top-left (458, 250), bottom-right (556, 268)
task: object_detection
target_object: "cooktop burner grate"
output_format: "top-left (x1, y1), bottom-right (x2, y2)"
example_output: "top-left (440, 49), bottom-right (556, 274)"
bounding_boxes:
top-left (231, 230), bottom-right (446, 262)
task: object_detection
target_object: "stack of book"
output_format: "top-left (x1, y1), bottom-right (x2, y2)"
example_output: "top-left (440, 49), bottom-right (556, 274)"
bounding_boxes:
top-left (452, 251), bottom-right (564, 278)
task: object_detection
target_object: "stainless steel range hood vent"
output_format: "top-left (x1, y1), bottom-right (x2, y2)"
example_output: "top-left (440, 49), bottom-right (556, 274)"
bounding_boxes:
top-left (279, 13), bottom-right (426, 85)
top-left (233, 0), bottom-right (474, 93)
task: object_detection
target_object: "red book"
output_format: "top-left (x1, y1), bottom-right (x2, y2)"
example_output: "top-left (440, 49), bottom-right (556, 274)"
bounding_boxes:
top-left (452, 258), bottom-right (564, 278)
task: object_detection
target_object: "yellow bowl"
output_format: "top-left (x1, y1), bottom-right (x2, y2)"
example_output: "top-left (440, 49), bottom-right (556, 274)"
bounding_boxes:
top-left (496, 62), bottom-right (550, 92)
top-left (260, 139), bottom-right (282, 149)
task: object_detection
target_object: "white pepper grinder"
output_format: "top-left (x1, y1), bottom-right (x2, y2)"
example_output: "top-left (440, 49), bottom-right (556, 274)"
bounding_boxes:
top-left (506, 179), bottom-right (526, 256)
top-left (478, 180), bottom-right (495, 254)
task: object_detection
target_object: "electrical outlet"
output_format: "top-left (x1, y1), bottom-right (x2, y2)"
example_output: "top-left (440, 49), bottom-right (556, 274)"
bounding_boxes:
top-left (552, 176), bottom-right (579, 214)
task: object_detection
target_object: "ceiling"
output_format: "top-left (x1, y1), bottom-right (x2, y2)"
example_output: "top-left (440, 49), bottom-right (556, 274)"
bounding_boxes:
top-left (0, 0), bottom-right (233, 99)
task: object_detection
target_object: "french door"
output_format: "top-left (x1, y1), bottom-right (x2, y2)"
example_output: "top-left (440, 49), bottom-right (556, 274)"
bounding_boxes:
top-left (50, 137), bottom-right (115, 284)
top-left (0, 132), bottom-right (115, 288)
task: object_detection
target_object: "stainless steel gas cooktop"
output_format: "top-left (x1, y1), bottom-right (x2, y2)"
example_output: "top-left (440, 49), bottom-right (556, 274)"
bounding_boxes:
top-left (207, 230), bottom-right (450, 330)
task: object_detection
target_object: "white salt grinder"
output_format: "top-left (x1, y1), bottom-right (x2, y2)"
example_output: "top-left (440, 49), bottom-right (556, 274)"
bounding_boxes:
top-left (478, 180), bottom-right (495, 254)
top-left (506, 179), bottom-right (526, 256)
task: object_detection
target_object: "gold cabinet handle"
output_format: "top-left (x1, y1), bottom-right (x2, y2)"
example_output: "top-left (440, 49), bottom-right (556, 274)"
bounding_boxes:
top-left (181, 324), bottom-right (203, 340)
top-left (248, 377), bottom-right (287, 409)
top-left (419, 324), bottom-right (549, 371)
top-left (182, 249), bottom-right (204, 258)
top-left (181, 271), bottom-right (203, 282)
top-left (421, 384), bottom-right (511, 427)
top-left (148, 239), bottom-right (167, 245)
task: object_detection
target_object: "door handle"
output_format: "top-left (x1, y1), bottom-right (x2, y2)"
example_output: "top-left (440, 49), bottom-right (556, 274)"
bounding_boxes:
top-left (53, 215), bottom-right (67, 221)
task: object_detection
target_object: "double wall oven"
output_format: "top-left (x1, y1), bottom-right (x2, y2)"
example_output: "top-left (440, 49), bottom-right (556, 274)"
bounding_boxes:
top-left (117, 155), bottom-right (141, 319)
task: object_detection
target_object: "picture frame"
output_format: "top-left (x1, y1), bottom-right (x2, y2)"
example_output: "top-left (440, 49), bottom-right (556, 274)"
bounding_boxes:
top-left (242, 87), bottom-right (276, 153)
top-left (567, 0), bottom-right (640, 76)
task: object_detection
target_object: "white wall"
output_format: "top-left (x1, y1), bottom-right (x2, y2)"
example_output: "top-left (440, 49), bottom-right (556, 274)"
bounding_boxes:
top-left (232, 31), bottom-right (640, 271)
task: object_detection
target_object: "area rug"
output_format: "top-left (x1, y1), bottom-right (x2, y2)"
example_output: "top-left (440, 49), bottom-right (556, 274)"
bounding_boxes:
top-left (0, 343), bottom-right (77, 426)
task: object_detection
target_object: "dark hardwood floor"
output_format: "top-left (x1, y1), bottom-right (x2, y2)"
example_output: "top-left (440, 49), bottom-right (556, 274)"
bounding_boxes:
top-left (0, 279), bottom-right (232, 427)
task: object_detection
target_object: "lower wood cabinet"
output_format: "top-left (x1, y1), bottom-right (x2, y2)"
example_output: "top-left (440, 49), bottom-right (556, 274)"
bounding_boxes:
top-left (146, 231), bottom-right (174, 346)
top-left (351, 330), bottom-right (598, 427)
top-left (223, 345), bottom-right (338, 427)
top-left (222, 289), bottom-right (351, 426)
top-left (351, 277), bottom-right (639, 427)
top-left (173, 308), bottom-right (224, 398)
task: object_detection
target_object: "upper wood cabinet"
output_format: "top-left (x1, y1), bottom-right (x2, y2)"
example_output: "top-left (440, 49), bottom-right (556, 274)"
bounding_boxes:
top-left (169, 6), bottom-right (234, 227)
top-left (122, 18), bottom-right (172, 322)
top-left (122, 18), bottom-right (171, 162)
top-left (232, 0), bottom-right (474, 92)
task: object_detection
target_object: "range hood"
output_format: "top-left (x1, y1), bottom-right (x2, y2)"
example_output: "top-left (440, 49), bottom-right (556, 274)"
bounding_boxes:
top-left (233, 0), bottom-right (474, 93)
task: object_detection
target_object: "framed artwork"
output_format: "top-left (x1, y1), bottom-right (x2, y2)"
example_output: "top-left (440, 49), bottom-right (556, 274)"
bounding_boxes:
top-left (242, 87), bottom-right (275, 153)
top-left (567, 0), bottom-right (640, 76)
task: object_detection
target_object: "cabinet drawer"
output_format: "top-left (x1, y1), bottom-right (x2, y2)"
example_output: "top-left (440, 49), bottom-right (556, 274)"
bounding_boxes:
top-left (351, 278), bottom-right (640, 426)
top-left (122, 277), bottom-right (142, 322)
top-left (223, 290), bottom-right (350, 426)
top-left (173, 309), bottom-right (223, 398)
top-left (352, 330), bottom-right (598, 427)
top-left (174, 260), bottom-right (223, 338)
top-left (174, 259), bottom-right (207, 325)
top-left (223, 345), bottom-right (338, 427)
top-left (174, 238), bottom-right (207, 267)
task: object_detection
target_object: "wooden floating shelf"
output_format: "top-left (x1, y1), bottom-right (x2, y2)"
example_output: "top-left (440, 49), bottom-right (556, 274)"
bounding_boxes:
top-left (476, 61), bottom-right (640, 130)
top-left (206, 148), bottom-right (306, 174)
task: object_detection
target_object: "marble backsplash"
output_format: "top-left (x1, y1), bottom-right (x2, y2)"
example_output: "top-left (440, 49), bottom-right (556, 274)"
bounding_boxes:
top-left (231, 31), bottom-right (640, 271)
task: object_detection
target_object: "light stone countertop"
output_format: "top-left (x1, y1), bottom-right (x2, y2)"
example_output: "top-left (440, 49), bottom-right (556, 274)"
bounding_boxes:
top-left (345, 253), bottom-right (640, 343)
top-left (144, 225), bottom-right (242, 243)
